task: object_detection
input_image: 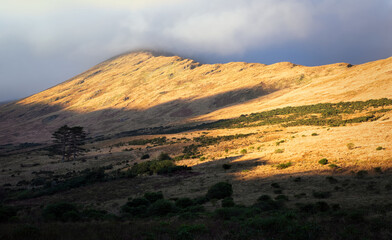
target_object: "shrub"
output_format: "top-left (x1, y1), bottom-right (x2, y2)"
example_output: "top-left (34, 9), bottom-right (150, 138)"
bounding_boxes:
top-left (148, 199), bottom-right (176, 216)
top-left (275, 149), bottom-right (284, 154)
top-left (144, 192), bottom-right (164, 203)
top-left (271, 183), bottom-right (280, 188)
top-left (141, 154), bottom-right (150, 159)
top-left (222, 164), bottom-right (231, 170)
top-left (175, 198), bottom-right (194, 209)
top-left (313, 191), bottom-right (331, 199)
top-left (206, 182), bottom-right (233, 200)
top-left (356, 170), bottom-right (368, 178)
top-left (240, 149), bottom-right (247, 155)
top-left (326, 176), bottom-right (338, 184)
top-left (276, 162), bottom-right (292, 169)
top-left (193, 196), bottom-right (208, 205)
top-left (177, 224), bottom-right (207, 240)
top-left (328, 164), bottom-right (338, 168)
top-left (318, 158), bottom-right (328, 165)
top-left (311, 133), bottom-right (319, 136)
top-left (374, 167), bottom-right (382, 173)
top-left (275, 195), bottom-right (289, 201)
top-left (214, 206), bottom-right (245, 220)
top-left (221, 197), bottom-right (235, 207)
top-left (42, 202), bottom-right (80, 221)
top-left (253, 195), bottom-right (282, 211)
top-left (347, 143), bottom-right (355, 150)
top-left (199, 156), bottom-right (206, 161)
top-left (376, 146), bottom-right (384, 151)
top-left (158, 152), bottom-right (172, 161)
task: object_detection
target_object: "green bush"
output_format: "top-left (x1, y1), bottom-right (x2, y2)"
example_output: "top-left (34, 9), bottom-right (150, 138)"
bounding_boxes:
top-left (141, 154), bottom-right (150, 159)
top-left (148, 199), bottom-right (176, 216)
top-left (275, 149), bottom-right (284, 154)
top-left (276, 162), bottom-right (292, 169)
top-left (240, 149), bottom-right (247, 155)
top-left (206, 182), bottom-right (233, 200)
top-left (318, 158), bottom-right (328, 165)
top-left (376, 146), bottom-right (384, 151)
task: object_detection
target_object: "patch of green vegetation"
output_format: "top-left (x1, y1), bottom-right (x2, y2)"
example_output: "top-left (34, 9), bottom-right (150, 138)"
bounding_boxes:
top-left (347, 143), bottom-right (355, 150)
top-left (376, 146), bottom-right (385, 151)
top-left (202, 98), bottom-right (392, 129)
top-left (206, 182), bottom-right (233, 200)
top-left (275, 149), bottom-right (284, 154)
top-left (318, 158), bottom-right (328, 165)
top-left (240, 149), bottom-right (248, 155)
top-left (276, 162), bottom-right (292, 169)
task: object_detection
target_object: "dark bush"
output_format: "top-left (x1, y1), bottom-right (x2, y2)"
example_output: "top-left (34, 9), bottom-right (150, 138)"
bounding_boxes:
top-left (275, 195), bottom-right (289, 201)
top-left (193, 196), bottom-right (208, 205)
top-left (215, 206), bottom-right (245, 220)
top-left (356, 170), bottom-right (368, 178)
top-left (42, 202), bottom-right (80, 221)
top-left (141, 154), bottom-right (150, 159)
top-left (158, 152), bottom-right (172, 161)
top-left (221, 197), bottom-right (235, 207)
top-left (326, 176), bottom-right (338, 184)
top-left (144, 192), bottom-right (164, 203)
top-left (175, 198), bottom-right (194, 209)
top-left (177, 224), bottom-right (207, 240)
top-left (313, 191), bottom-right (331, 199)
top-left (148, 199), bottom-right (176, 216)
top-left (315, 201), bottom-right (330, 212)
top-left (222, 164), bottom-right (231, 170)
top-left (121, 197), bottom-right (151, 217)
top-left (0, 205), bottom-right (17, 222)
top-left (81, 209), bottom-right (109, 221)
top-left (206, 182), bottom-right (233, 200)
top-left (253, 195), bottom-right (282, 211)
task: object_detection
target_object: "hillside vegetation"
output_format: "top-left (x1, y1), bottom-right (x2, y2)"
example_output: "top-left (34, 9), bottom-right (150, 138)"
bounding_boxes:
top-left (1, 52), bottom-right (392, 239)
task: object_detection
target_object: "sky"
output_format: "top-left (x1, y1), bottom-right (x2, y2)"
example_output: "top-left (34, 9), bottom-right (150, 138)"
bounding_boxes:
top-left (1, 0), bottom-right (392, 102)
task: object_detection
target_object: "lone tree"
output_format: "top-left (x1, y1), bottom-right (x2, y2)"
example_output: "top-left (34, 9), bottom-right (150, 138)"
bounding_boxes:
top-left (52, 125), bottom-right (86, 161)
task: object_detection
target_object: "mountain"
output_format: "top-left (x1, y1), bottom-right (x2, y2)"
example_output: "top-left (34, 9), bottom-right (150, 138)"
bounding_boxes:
top-left (1, 51), bottom-right (392, 144)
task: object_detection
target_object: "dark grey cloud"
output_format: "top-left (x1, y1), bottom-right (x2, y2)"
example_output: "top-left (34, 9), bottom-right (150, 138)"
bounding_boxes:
top-left (1, 0), bottom-right (392, 101)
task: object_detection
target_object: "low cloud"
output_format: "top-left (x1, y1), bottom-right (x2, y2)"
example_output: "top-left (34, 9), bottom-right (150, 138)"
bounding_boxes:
top-left (1, 0), bottom-right (392, 101)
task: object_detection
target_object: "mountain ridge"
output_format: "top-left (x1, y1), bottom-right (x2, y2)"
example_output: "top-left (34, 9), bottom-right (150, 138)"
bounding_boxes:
top-left (1, 51), bottom-right (392, 144)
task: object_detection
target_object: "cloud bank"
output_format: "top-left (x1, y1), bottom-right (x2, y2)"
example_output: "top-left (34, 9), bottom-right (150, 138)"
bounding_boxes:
top-left (1, 0), bottom-right (392, 101)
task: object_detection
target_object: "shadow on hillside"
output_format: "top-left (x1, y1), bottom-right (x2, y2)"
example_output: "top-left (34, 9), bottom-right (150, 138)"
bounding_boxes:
top-left (0, 84), bottom-right (275, 145)
top-left (193, 156), bottom-right (268, 174)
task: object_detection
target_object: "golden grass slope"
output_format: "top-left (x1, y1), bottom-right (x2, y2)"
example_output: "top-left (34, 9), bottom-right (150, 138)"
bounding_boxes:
top-left (0, 51), bottom-right (392, 144)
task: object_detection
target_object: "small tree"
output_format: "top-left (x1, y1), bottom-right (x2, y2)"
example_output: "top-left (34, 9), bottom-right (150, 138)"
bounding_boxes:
top-left (52, 125), bottom-right (86, 161)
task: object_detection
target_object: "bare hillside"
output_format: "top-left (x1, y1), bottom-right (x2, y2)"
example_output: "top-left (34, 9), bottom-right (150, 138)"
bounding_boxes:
top-left (1, 51), bottom-right (391, 144)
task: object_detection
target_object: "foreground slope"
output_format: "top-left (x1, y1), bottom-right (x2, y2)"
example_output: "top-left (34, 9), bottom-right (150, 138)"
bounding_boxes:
top-left (1, 52), bottom-right (392, 144)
